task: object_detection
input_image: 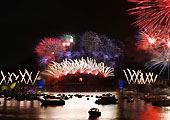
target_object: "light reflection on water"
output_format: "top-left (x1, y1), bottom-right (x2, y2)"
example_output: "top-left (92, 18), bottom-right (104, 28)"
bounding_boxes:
top-left (1, 92), bottom-right (170, 120)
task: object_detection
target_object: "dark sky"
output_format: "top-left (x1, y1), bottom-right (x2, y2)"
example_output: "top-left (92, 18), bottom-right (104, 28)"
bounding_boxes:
top-left (0, 0), bottom-right (139, 71)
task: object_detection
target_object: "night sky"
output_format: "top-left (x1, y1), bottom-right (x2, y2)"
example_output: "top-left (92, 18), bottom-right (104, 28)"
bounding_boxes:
top-left (0, 0), bottom-right (141, 72)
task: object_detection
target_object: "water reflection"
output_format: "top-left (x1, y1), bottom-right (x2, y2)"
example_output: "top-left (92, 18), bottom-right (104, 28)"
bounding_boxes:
top-left (0, 92), bottom-right (170, 120)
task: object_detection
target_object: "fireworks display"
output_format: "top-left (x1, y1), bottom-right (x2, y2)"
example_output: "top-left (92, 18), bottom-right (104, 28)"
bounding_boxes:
top-left (128, 0), bottom-right (170, 35)
top-left (60, 34), bottom-right (75, 51)
top-left (63, 35), bottom-right (74, 43)
top-left (35, 31), bottom-right (123, 67)
top-left (145, 49), bottom-right (170, 75)
top-left (136, 30), bottom-right (170, 75)
top-left (80, 31), bottom-right (101, 51)
top-left (35, 37), bottom-right (66, 64)
top-left (0, 69), bottom-right (40, 85)
top-left (128, 0), bottom-right (170, 76)
top-left (41, 57), bottom-right (114, 81)
top-left (34, 31), bottom-right (122, 83)
top-left (137, 30), bottom-right (170, 52)
top-left (78, 32), bottom-right (123, 67)
top-left (123, 68), bottom-right (158, 84)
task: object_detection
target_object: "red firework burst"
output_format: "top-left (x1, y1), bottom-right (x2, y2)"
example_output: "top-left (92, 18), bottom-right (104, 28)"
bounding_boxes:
top-left (137, 30), bottom-right (170, 57)
top-left (137, 31), bottom-right (158, 51)
top-left (35, 37), bottom-right (65, 58)
top-left (128, 0), bottom-right (170, 35)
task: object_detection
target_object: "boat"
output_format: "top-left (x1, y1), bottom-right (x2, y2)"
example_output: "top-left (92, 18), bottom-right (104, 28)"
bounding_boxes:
top-left (40, 95), bottom-right (65, 106)
top-left (127, 98), bottom-right (134, 103)
top-left (14, 95), bottom-right (25, 101)
top-left (95, 94), bottom-right (118, 105)
top-left (122, 95), bottom-right (129, 99)
top-left (88, 108), bottom-right (101, 118)
top-left (74, 94), bottom-right (82, 98)
top-left (152, 99), bottom-right (170, 106)
top-left (5, 97), bottom-right (14, 101)
top-left (144, 95), bottom-right (168, 102)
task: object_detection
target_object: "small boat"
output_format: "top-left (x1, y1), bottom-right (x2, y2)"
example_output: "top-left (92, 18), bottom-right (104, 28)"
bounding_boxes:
top-left (14, 96), bottom-right (25, 101)
top-left (122, 95), bottom-right (129, 99)
top-left (152, 99), bottom-right (170, 106)
top-left (95, 94), bottom-right (118, 105)
top-left (144, 95), bottom-right (168, 102)
top-left (144, 95), bottom-right (152, 102)
top-left (127, 98), bottom-right (134, 103)
top-left (40, 96), bottom-right (65, 106)
top-left (64, 96), bottom-right (69, 100)
top-left (5, 97), bottom-right (13, 101)
top-left (88, 108), bottom-right (101, 118)
top-left (95, 95), bottom-right (102, 98)
top-left (74, 94), bottom-right (82, 98)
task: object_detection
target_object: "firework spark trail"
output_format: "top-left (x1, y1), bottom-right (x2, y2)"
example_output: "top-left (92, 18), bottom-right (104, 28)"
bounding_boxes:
top-left (135, 29), bottom-right (170, 75)
top-left (41, 57), bottom-right (114, 80)
top-left (128, 0), bottom-right (170, 35)
top-left (123, 68), bottom-right (158, 84)
top-left (7, 72), bottom-right (19, 84)
top-left (128, 0), bottom-right (170, 76)
top-left (145, 54), bottom-right (169, 75)
top-left (136, 30), bottom-right (170, 55)
top-left (0, 71), bottom-right (6, 85)
top-left (145, 49), bottom-right (170, 75)
top-left (0, 70), bottom-right (40, 85)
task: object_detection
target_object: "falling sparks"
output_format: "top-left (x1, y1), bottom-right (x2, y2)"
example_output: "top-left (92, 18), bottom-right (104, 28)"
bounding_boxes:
top-left (145, 51), bottom-right (170, 75)
top-left (127, 0), bottom-right (170, 78)
top-left (123, 68), bottom-right (158, 84)
top-left (136, 30), bottom-right (170, 75)
top-left (0, 70), bottom-right (40, 85)
top-left (41, 57), bottom-right (114, 81)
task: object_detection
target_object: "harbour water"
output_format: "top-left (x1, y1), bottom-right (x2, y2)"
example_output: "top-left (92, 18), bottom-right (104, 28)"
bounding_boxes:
top-left (0, 92), bottom-right (170, 120)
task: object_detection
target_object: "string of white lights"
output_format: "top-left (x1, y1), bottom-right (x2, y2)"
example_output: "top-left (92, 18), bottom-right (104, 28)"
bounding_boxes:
top-left (123, 68), bottom-right (158, 84)
top-left (0, 69), bottom-right (40, 85)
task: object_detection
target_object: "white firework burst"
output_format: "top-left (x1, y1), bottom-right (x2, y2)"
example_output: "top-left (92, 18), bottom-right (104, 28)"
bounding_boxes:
top-left (41, 57), bottom-right (114, 79)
